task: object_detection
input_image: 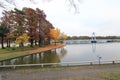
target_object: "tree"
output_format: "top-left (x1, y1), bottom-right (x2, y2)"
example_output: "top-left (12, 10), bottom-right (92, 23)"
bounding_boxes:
top-left (1, 7), bottom-right (55, 48)
top-left (36, 8), bottom-right (49, 46)
top-left (23, 7), bottom-right (41, 47)
top-left (15, 33), bottom-right (29, 47)
top-left (1, 10), bottom-right (13, 48)
top-left (15, 7), bottom-right (54, 47)
top-left (49, 28), bottom-right (60, 45)
top-left (5, 34), bottom-right (11, 48)
top-left (1, 8), bottom-right (27, 48)
top-left (11, 8), bottom-right (26, 37)
top-left (60, 33), bottom-right (68, 41)
top-left (0, 24), bottom-right (9, 49)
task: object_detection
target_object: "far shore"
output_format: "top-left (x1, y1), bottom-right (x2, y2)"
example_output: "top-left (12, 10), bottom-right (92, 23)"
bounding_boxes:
top-left (0, 43), bottom-right (66, 61)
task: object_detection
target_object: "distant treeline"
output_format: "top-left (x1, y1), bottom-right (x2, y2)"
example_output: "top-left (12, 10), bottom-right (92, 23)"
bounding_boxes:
top-left (67, 36), bottom-right (120, 40)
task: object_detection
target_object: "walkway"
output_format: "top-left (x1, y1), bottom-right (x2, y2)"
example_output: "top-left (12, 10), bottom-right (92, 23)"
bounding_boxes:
top-left (26, 43), bottom-right (66, 54)
top-left (0, 64), bottom-right (120, 80)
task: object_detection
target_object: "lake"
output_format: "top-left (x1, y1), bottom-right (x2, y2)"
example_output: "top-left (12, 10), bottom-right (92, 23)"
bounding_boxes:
top-left (62, 42), bottom-right (120, 62)
top-left (0, 42), bottom-right (120, 65)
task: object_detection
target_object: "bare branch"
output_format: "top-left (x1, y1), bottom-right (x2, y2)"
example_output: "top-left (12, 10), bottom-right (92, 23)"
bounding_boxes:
top-left (0, 0), bottom-right (80, 13)
top-left (5, 0), bottom-right (16, 7)
top-left (0, 0), bottom-right (16, 10)
top-left (67, 0), bottom-right (80, 13)
top-left (0, 2), bottom-right (6, 9)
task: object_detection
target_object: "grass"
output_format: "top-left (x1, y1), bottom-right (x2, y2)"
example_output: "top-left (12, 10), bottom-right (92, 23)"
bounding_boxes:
top-left (99, 71), bottom-right (120, 80)
top-left (0, 46), bottom-right (39, 61)
top-left (0, 45), bottom-right (39, 53)
top-left (0, 43), bottom-right (65, 61)
top-left (57, 78), bottom-right (97, 80)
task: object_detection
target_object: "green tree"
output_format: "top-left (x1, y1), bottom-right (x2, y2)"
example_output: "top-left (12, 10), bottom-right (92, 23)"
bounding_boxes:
top-left (0, 24), bottom-right (9, 49)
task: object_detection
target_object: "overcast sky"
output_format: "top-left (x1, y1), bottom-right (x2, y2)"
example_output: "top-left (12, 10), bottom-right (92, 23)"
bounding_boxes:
top-left (1, 0), bottom-right (120, 36)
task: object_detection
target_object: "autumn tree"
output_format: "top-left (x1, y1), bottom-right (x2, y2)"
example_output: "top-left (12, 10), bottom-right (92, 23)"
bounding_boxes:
top-left (35, 8), bottom-right (54, 46)
top-left (15, 33), bottom-right (29, 47)
top-left (1, 8), bottom-right (26, 48)
top-left (1, 10), bottom-right (13, 48)
top-left (11, 8), bottom-right (26, 37)
top-left (23, 8), bottom-right (35, 47)
top-left (60, 33), bottom-right (68, 42)
top-left (1, 7), bottom-right (56, 48)
top-left (49, 28), bottom-right (61, 45)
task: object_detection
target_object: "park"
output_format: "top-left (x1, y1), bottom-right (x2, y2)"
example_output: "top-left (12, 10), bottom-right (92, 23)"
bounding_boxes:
top-left (0, 0), bottom-right (120, 80)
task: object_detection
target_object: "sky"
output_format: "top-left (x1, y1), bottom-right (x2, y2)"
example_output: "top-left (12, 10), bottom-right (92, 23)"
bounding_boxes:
top-left (1, 0), bottom-right (120, 36)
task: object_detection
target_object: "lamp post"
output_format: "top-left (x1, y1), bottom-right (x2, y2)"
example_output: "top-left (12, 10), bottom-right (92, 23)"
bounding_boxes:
top-left (97, 55), bottom-right (102, 65)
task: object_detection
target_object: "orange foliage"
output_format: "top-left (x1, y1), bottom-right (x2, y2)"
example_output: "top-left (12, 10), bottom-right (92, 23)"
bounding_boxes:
top-left (49, 28), bottom-right (60, 41)
top-left (61, 33), bottom-right (68, 40)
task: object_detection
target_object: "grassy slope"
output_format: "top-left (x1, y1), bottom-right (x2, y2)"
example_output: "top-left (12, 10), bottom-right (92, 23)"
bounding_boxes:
top-left (0, 43), bottom-right (66, 61)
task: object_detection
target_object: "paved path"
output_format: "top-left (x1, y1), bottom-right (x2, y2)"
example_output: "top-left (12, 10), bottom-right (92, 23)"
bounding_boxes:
top-left (0, 64), bottom-right (120, 80)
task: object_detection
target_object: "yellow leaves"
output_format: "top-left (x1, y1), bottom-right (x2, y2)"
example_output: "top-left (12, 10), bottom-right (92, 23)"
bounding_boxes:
top-left (60, 33), bottom-right (68, 40)
top-left (22, 33), bottom-right (30, 43)
top-left (15, 36), bottom-right (23, 44)
top-left (49, 28), bottom-right (68, 43)
top-left (15, 33), bottom-right (29, 44)
top-left (49, 28), bottom-right (61, 41)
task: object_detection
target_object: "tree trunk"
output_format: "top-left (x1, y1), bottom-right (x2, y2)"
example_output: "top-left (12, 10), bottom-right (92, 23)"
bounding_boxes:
top-left (30, 37), bottom-right (34, 47)
top-left (38, 39), bottom-right (42, 47)
top-left (1, 36), bottom-right (5, 49)
top-left (18, 41), bottom-right (24, 47)
top-left (6, 39), bottom-right (11, 48)
top-left (35, 40), bottom-right (37, 45)
top-left (48, 38), bottom-right (51, 45)
top-left (6, 40), bottom-right (9, 47)
top-left (8, 40), bottom-right (11, 48)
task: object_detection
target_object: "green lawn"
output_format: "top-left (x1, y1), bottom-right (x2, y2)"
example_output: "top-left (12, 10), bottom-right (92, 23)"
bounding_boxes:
top-left (53, 72), bottom-right (120, 80)
top-left (0, 43), bottom-right (65, 61)
top-left (99, 72), bottom-right (120, 80)
top-left (57, 78), bottom-right (97, 80)
top-left (0, 46), bottom-right (39, 61)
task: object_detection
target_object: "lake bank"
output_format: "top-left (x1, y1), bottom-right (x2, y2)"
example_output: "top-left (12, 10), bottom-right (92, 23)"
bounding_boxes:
top-left (0, 43), bottom-right (66, 61)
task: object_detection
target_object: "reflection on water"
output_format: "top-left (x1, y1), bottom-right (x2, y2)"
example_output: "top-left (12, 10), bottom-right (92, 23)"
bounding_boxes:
top-left (1, 43), bottom-right (120, 65)
top-left (61, 42), bottom-right (120, 62)
top-left (0, 48), bottom-right (67, 65)
top-left (92, 43), bottom-right (96, 54)
top-left (91, 43), bottom-right (102, 64)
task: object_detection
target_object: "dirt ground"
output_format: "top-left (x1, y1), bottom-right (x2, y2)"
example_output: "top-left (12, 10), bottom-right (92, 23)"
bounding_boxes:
top-left (0, 64), bottom-right (120, 80)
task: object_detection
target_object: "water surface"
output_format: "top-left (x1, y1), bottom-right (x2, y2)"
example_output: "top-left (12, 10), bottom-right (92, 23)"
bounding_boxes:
top-left (0, 42), bottom-right (120, 65)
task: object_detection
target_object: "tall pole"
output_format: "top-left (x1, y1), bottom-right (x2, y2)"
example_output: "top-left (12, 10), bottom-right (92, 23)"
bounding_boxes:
top-left (91, 32), bottom-right (96, 43)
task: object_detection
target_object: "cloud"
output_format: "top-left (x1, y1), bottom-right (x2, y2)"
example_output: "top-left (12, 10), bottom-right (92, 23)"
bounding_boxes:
top-left (1, 0), bottom-right (120, 36)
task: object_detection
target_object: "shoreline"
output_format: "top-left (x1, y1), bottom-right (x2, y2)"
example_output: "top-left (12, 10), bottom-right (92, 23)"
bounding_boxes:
top-left (0, 43), bottom-right (66, 61)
